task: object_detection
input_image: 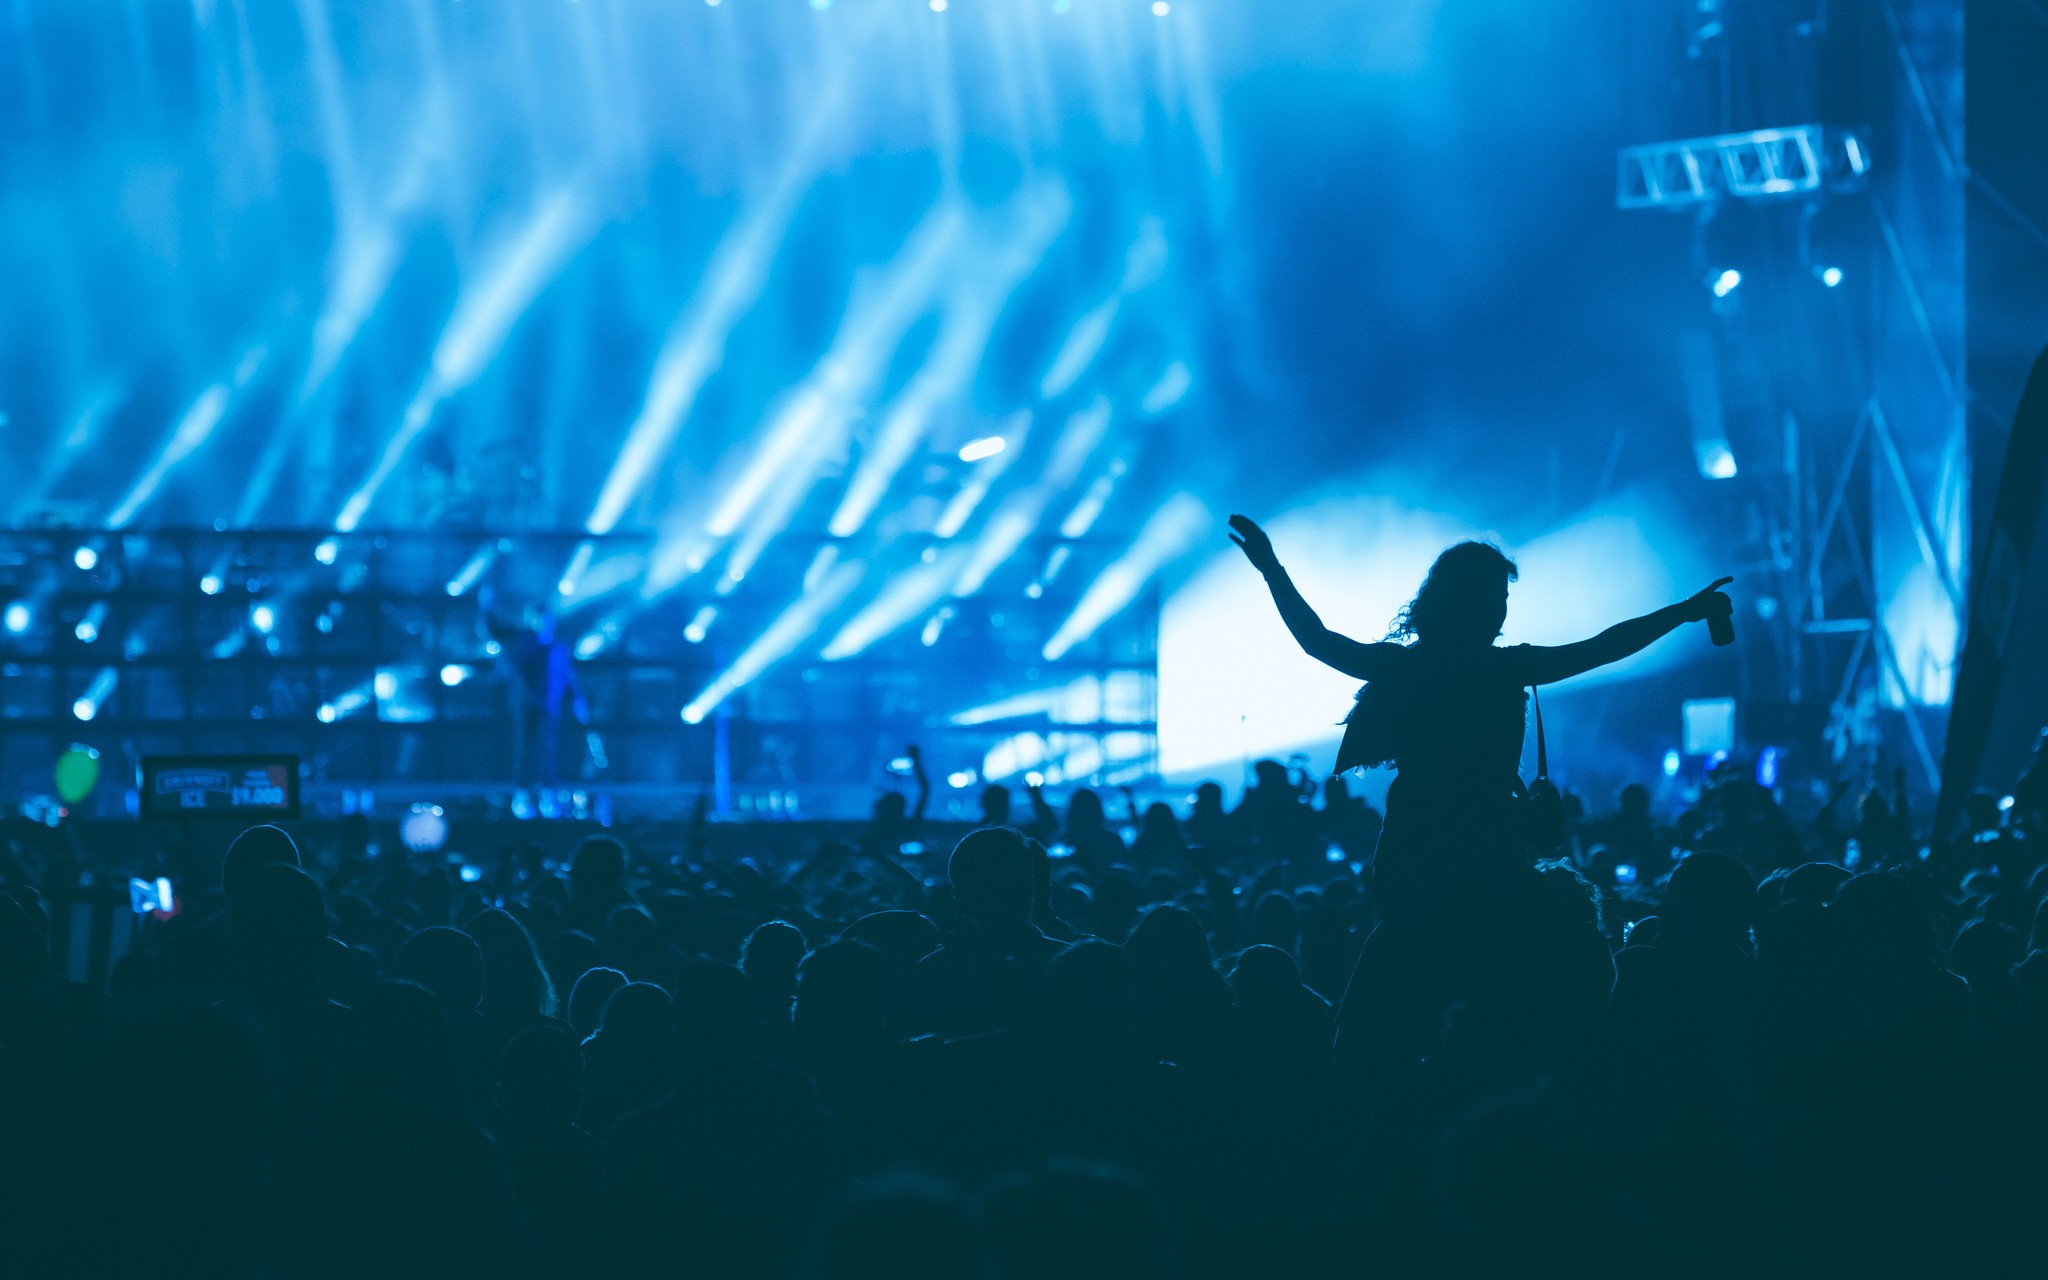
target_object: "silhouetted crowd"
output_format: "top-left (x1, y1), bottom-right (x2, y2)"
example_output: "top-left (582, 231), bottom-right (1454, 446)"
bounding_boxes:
top-left (6, 746), bottom-right (2048, 1278)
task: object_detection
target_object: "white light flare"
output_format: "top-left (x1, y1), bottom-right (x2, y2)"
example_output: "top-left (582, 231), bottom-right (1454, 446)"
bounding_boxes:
top-left (821, 549), bottom-right (967, 659)
top-left (336, 188), bottom-right (592, 531)
top-left (681, 563), bottom-right (865, 723)
top-left (958, 436), bottom-right (1007, 463)
top-left (1043, 493), bottom-right (1212, 661)
top-left (705, 201), bottom-right (969, 542)
top-left (585, 140), bottom-right (831, 536)
top-left (72, 666), bottom-right (120, 721)
top-left (107, 346), bottom-right (269, 529)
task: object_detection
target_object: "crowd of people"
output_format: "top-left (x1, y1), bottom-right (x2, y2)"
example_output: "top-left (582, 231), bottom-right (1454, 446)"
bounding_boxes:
top-left (6, 526), bottom-right (2048, 1277)
top-left (2, 747), bottom-right (2046, 1277)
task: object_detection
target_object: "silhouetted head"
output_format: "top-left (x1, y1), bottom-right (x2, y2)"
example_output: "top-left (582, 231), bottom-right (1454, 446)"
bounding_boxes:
top-left (570, 835), bottom-right (627, 892)
top-left (948, 828), bottom-right (1036, 928)
top-left (795, 940), bottom-right (889, 1046)
top-left (1139, 802), bottom-right (1181, 841)
top-left (597, 980), bottom-right (676, 1046)
top-left (1125, 904), bottom-right (1216, 978)
top-left (840, 910), bottom-right (941, 966)
top-left (742, 920), bottom-right (808, 994)
top-left (467, 907), bottom-right (557, 1019)
top-left (1229, 943), bottom-right (1308, 1007)
top-left (566, 966), bottom-right (629, 1038)
top-left (221, 824), bottom-right (301, 896)
top-left (229, 863), bottom-right (327, 981)
top-left (671, 960), bottom-right (759, 1062)
top-left (1193, 781), bottom-right (1224, 815)
top-left (395, 926), bottom-right (486, 1014)
top-left (497, 1025), bottom-right (583, 1127)
top-left (980, 784), bottom-right (1013, 826)
top-left (1067, 789), bottom-right (1107, 832)
top-left (872, 791), bottom-right (909, 825)
top-left (1046, 940), bottom-right (1137, 1038)
top-left (1833, 871), bottom-right (1935, 965)
top-left (1252, 759), bottom-right (1289, 791)
top-left (1619, 783), bottom-right (1650, 818)
top-left (1391, 541), bottom-right (1517, 649)
top-left (1660, 851), bottom-right (1756, 950)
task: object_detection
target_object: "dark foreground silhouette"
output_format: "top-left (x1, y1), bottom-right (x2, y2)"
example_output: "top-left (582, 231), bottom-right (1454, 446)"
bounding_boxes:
top-left (3, 533), bottom-right (2046, 1278)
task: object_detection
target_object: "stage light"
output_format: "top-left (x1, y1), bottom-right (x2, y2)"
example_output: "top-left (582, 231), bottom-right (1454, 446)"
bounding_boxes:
top-left (440, 664), bottom-right (470, 687)
top-left (1756, 746), bottom-right (1781, 789)
top-left (1699, 443), bottom-right (1738, 479)
top-left (708, 202), bottom-right (968, 547)
top-left (445, 545), bottom-right (496, 597)
top-left (1140, 361), bottom-right (1192, 415)
top-left (810, 0), bottom-right (829, 8)
top-left (1662, 749), bottom-right (1682, 777)
top-left (400, 804), bottom-right (448, 853)
top-left (1060, 460), bottom-right (1126, 538)
top-left (108, 346), bottom-right (267, 529)
top-left (930, 0), bottom-right (947, 9)
top-left (958, 436), bottom-right (1006, 463)
top-left (1819, 266), bottom-right (1843, 287)
top-left (1711, 268), bottom-right (1741, 297)
top-left (314, 538), bottom-right (339, 565)
top-left (1152, 1), bottom-right (1171, 14)
top-left (1040, 297), bottom-right (1119, 399)
top-left (72, 667), bottom-right (118, 722)
top-left (374, 670), bottom-right (398, 700)
top-left (200, 574), bottom-right (224, 596)
top-left (3, 602), bottom-right (29, 634)
top-left (250, 604), bottom-right (276, 634)
top-left (316, 614), bottom-right (335, 634)
top-left (317, 704), bottom-right (337, 723)
top-left (74, 603), bottom-right (107, 644)
top-left (1044, 493), bottom-right (1210, 660)
top-left (947, 770), bottom-right (975, 789)
top-left (73, 546), bottom-right (98, 571)
top-left (681, 562), bottom-right (864, 724)
top-left (684, 606), bottom-right (717, 644)
top-left (921, 606), bottom-right (954, 647)
top-left (336, 188), bottom-right (592, 532)
top-left (1053, 0), bottom-right (1071, 11)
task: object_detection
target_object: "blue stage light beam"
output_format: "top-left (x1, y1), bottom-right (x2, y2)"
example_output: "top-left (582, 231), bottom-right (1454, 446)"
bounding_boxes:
top-left (107, 346), bottom-right (269, 529)
top-left (705, 200), bottom-right (970, 542)
top-left (934, 410), bottom-right (1033, 538)
top-left (1059, 458), bottom-right (1127, 537)
top-left (820, 547), bottom-right (970, 659)
top-left (830, 182), bottom-right (1071, 536)
top-left (336, 187), bottom-right (592, 531)
top-left (681, 562), bottom-right (865, 724)
top-left (1139, 360), bottom-right (1192, 415)
top-left (1037, 218), bottom-right (1167, 400)
top-left (72, 667), bottom-right (119, 722)
top-left (948, 396), bottom-right (1112, 595)
top-left (1043, 492), bottom-right (1210, 660)
top-left (585, 132), bottom-right (837, 536)
top-left (444, 544), bottom-right (498, 597)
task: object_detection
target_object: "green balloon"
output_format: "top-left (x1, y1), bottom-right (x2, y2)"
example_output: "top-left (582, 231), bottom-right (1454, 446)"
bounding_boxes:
top-left (56, 746), bottom-right (101, 806)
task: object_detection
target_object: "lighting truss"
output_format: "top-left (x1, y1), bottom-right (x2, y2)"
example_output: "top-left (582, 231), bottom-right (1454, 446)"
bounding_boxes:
top-left (1616, 125), bottom-right (1870, 211)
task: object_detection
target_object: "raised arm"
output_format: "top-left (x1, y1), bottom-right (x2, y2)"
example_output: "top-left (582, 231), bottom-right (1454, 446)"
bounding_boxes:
top-left (1508, 577), bottom-right (1733, 686)
top-left (1229, 515), bottom-right (1400, 682)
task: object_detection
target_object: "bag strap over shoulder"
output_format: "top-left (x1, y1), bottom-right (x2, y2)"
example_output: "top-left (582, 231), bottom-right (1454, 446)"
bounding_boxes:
top-left (1531, 685), bottom-right (1549, 784)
